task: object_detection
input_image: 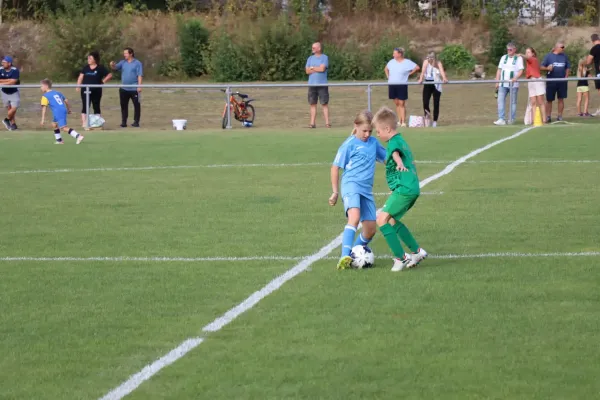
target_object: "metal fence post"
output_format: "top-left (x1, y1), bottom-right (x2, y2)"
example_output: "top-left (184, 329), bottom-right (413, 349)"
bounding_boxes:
top-left (85, 86), bottom-right (91, 130)
top-left (225, 86), bottom-right (232, 129)
top-left (366, 84), bottom-right (372, 112)
top-left (508, 80), bottom-right (513, 124)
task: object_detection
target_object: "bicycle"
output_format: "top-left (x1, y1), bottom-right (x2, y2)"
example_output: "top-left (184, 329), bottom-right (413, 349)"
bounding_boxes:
top-left (221, 89), bottom-right (256, 129)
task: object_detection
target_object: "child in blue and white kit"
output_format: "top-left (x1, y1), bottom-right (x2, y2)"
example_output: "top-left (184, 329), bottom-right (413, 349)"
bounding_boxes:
top-left (329, 109), bottom-right (387, 269)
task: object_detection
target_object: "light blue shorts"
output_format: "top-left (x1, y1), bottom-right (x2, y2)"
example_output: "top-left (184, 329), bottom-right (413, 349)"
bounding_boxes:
top-left (342, 193), bottom-right (376, 222)
top-left (53, 113), bottom-right (68, 128)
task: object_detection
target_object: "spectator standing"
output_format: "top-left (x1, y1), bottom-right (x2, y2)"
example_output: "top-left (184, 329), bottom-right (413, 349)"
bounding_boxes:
top-left (76, 51), bottom-right (112, 127)
top-left (541, 42), bottom-right (570, 123)
top-left (110, 47), bottom-right (143, 128)
top-left (385, 47), bottom-right (420, 127)
top-left (576, 58), bottom-right (592, 117)
top-left (0, 56), bottom-right (20, 130)
top-left (585, 33), bottom-right (600, 115)
top-left (305, 42), bottom-right (330, 129)
top-left (494, 42), bottom-right (524, 125)
top-left (519, 47), bottom-right (547, 124)
top-left (417, 52), bottom-right (448, 127)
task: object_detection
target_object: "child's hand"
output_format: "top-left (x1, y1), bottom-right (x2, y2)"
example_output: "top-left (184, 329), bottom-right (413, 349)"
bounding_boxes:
top-left (396, 165), bottom-right (408, 172)
top-left (328, 192), bottom-right (338, 206)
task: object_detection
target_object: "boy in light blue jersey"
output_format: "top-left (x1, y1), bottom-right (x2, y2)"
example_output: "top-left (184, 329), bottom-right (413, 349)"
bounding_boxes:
top-left (329, 110), bottom-right (387, 269)
top-left (40, 79), bottom-right (84, 144)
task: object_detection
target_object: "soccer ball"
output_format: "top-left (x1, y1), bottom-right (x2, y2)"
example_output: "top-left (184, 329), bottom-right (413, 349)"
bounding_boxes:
top-left (350, 245), bottom-right (375, 269)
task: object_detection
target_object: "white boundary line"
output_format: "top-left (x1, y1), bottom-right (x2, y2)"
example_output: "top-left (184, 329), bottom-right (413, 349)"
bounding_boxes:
top-left (99, 126), bottom-right (535, 400)
top-left (2, 252), bottom-right (599, 263)
top-left (3, 160), bottom-right (600, 176)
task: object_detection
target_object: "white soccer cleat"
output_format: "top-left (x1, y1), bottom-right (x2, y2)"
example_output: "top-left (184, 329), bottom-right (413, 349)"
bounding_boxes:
top-left (76, 135), bottom-right (85, 144)
top-left (493, 119), bottom-right (506, 126)
top-left (391, 254), bottom-right (412, 272)
top-left (411, 248), bottom-right (428, 268)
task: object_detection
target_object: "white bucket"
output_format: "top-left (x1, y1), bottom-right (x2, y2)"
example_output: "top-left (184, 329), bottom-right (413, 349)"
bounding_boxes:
top-left (172, 119), bottom-right (187, 131)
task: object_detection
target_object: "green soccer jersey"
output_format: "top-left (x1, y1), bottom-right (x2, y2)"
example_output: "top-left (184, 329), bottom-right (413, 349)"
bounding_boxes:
top-left (385, 133), bottom-right (420, 195)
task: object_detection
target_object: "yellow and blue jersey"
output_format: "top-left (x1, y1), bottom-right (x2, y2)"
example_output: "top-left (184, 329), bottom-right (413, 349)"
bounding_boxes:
top-left (41, 90), bottom-right (68, 115)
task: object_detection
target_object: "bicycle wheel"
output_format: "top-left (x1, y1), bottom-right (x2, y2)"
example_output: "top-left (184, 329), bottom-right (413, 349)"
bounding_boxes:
top-left (243, 104), bottom-right (255, 124)
top-left (221, 114), bottom-right (227, 129)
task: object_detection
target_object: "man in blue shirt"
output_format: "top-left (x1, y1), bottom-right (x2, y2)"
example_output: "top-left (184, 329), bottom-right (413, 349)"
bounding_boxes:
top-left (110, 47), bottom-right (143, 127)
top-left (541, 42), bottom-right (570, 122)
top-left (0, 56), bottom-right (20, 130)
top-left (305, 42), bottom-right (330, 128)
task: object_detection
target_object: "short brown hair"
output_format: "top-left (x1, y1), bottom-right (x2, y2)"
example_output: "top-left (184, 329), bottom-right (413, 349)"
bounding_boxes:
top-left (372, 106), bottom-right (398, 129)
top-left (40, 78), bottom-right (53, 88)
top-left (592, 33), bottom-right (600, 42)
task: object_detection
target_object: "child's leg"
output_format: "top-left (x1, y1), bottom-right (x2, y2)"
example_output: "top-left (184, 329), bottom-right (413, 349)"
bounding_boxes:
top-left (62, 125), bottom-right (82, 140)
top-left (377, 192), bottom-right (420, 258)
top-left (341, 207), bottom-right (360, 257)
top-left (376, 211), bottom-right (405, 258)
top-left (584, 91), bottom-right (589, 114)
top-left (391, 219), bottom-right (420, 253)
top-left (354, 196), bottom-right (377, 247)
top-left (577, 92), bottom-right (582, 114)
top-left (52, 122), bottom-right (63, 142)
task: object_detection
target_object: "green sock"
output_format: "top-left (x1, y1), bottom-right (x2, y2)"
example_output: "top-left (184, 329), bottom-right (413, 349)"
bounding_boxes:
top-left (394, 222), bottom-right (420, 253)
top-left (380, 223), bottom-right (406, 258)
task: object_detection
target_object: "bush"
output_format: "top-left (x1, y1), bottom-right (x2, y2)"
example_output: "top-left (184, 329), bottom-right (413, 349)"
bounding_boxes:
top-left (46, 0), bottom-right (124, 79)
top-left (487, 23), bottom-right (513, 63)
top-left (370, 37), bottom-right (421, 79)
top-left (326, 42), bottom-right (368, 81)
top-left (256, 16), bottom-right (316, 81)
top-left (178, 18), bottom-right (210, 77)
top-left (564, 39), bottom-right (589, 76)
top-left (156, 59), bottom-right (182, 78)
top-left (439, 44), bottom-right (476, 73)
top-left (207, 29), bottom-right (260, 82)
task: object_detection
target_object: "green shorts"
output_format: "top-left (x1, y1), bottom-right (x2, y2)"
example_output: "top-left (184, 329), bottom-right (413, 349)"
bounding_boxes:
top-left (381, 192), bottom-right (419, 220)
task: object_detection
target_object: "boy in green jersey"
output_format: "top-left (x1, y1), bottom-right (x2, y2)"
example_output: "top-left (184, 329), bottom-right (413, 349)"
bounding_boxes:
top-left (373, 106), bottom-right (428, 271)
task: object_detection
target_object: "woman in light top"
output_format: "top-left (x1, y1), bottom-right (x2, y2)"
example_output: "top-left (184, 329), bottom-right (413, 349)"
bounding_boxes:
top-left (418, 52), bottom-right (448, 127)
top-left (384, 47), bottom-right (420, 127)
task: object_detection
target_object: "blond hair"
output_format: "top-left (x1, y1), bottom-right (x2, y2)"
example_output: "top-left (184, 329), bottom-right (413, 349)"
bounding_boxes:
top-left (351, 109), bottom-right (373, 134)
top-left (578, 57), bottom-right (589, 78)
top-left (372, 106), bottom-right (398, 129)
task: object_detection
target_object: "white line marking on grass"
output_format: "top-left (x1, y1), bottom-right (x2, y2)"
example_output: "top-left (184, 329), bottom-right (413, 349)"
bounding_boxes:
top-left (3, 160), bottom-right (600, 176)
top-left (3, 252), bottom-right (599, 264)
top-left (98, 126), bottom-right (535, 400)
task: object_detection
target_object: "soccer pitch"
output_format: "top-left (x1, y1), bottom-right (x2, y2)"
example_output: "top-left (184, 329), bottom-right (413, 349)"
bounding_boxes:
top-left (1, 124), bottom-right (600, 399)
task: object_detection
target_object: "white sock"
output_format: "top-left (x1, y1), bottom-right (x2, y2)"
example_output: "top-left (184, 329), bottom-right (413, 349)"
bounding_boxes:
top-left (54, 133), bottom-right (62, 141)
top-left (69, 129), bottom-right (79, 138)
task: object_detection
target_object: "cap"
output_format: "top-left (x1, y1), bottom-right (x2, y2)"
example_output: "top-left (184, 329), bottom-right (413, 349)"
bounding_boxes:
top-left (2, 56), bottom-right (13, 64)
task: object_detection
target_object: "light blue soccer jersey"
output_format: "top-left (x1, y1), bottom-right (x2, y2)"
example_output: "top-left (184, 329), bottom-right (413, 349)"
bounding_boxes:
top-left (333, 135), bottom-right (386, 198)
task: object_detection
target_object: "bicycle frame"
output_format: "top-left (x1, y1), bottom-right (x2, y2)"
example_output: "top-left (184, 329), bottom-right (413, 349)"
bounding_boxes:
top-left (222, 94), bottom-right (250, 121)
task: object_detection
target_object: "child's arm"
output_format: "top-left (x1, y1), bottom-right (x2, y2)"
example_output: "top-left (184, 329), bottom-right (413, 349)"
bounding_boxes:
top-left (376, 142), bottom-right (387, 163)
top-left (392, 151), bottom-right (408, 172)
top-left (417, 60), bottom-right (427, 83)
top-left (40, 105), bottom-right (47, 126)
top-left (64, 99), bottom-right (72, 114)
top-left (329, 165), bottom-right (340, 206)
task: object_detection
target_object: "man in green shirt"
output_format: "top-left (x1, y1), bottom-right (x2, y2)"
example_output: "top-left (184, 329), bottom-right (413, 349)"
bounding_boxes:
top-left (373, 107), bottom-right (428, 272)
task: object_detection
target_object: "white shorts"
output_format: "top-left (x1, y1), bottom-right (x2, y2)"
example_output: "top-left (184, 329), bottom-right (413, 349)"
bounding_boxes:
top-left (528, 79), bottom-right (546, 97)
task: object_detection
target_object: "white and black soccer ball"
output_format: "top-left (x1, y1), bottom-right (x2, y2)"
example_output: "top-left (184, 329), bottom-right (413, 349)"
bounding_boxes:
top-left (350, 245), bottom-right (375, 269)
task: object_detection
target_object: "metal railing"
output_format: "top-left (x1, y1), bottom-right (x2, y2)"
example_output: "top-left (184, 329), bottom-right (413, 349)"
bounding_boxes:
top-left (4, 76), bottom-right (597, 129)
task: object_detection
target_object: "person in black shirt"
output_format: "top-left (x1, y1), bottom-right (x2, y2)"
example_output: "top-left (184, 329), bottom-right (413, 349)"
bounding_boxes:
top-left (76, 51), bottom-right (112, 127)
top-left (585, 34), bottom-right (600, 115)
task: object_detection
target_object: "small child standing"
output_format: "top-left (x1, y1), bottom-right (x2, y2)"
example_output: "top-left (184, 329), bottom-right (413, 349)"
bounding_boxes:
top-left (40, 79), bottom-right (84, 144)
top-left (330, 110), bottom-right (387, 270)
top-left (372, 106), bottom-right (427, 272)
top-left (577, 58), bottom-right (592, 117)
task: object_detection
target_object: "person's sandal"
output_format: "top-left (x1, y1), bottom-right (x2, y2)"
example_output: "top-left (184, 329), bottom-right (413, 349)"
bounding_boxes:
top-left (326, 124), bottom-right (332, 128)
top-left (308, 124), bottom-right (316, 128)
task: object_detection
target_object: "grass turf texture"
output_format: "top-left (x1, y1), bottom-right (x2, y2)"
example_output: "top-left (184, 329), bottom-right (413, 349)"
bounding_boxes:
top-left (1, 125), bottom-right (600, 399)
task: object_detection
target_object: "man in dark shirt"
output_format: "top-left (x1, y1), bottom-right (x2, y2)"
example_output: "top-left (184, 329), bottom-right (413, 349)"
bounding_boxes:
top-left (0, 56), bottom-right (20, 130)
top-left (586, 34), bottom-right (600, 115)
top-left (541, 42), bottom-right (570, 123)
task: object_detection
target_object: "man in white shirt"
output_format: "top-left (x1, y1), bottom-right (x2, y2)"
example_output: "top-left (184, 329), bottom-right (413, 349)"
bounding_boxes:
top-left (494, 42), bottom-right (524, 125)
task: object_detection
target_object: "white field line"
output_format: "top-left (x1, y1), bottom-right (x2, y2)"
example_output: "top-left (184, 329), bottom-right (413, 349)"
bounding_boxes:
top-left (3, 160), bottom-right (600, 176)
top-left (2, 252), bottom-right (600, 263)
top-left (99, 126), bottom-right (535, 400)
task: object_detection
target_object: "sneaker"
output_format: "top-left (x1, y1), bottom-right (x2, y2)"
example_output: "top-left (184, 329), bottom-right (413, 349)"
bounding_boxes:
top-left (2, 118), bottom-right (11, 130)
top-left (585, 113), bottom-right (594, 117)
top-left (76, 134), bottom-right (85, 145)
top-left (493, 119), bottom-right (506, 126)
top-left (557, 116), bottom-right (563, 122)
top-left (546, 116), bottom-right (551, 123)
top-left (10, 124), bottom-right (17, 130)
top-left (120, 123), bottom-right (127, 128)
top-left (400, 123), bottom-right (407, 128)
top-left (336, 255), bottom-right (353, 270)
top-left (578, 113), bottom-right (585, 117)
top-left (432, 121), bottom-right (437, 128)
top-left (391, 254), bottom-right (412, 272)
top-left (131, 122), bottom-right (140, 128)
top-left (54, 141), bottom-right (64, 145)
top-left (593, 109), bottom-right (600, 116)
top-left (412, 248), bottom-right (428, 267)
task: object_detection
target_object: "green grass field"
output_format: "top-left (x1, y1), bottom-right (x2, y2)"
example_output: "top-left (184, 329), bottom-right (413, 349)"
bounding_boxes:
top-left (1, 122), bottom-right (600, 399)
